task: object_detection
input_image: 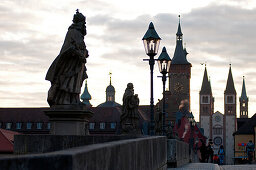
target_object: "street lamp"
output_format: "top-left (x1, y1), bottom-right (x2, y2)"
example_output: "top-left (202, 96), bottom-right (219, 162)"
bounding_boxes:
top-left (142, 22), bottom-right (161, 135)
top-left (157, 47), bottom-right (171, 135)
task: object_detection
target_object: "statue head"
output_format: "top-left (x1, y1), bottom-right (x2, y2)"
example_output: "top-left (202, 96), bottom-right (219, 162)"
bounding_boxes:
top-left (179, 99), bottom-right (189, 112)
top-left (127, 83), bottom-right (133, 89)
top-left (72, 9), bottom-right (86, 35)
top-left (73, 9), bottom-right (86, 23)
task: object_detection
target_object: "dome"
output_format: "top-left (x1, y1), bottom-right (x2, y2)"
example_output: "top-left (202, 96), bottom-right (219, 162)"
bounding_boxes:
top-left (106, 84), bottom-right (115, 93)
top-left (97, 101), bottom-right (121, 107)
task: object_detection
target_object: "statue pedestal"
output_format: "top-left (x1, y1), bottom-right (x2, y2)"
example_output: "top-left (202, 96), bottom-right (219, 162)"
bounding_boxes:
top-left (44, 105), bottom-right (93, 135)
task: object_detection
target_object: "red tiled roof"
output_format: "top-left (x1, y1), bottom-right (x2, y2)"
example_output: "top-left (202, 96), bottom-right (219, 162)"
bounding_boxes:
top-left (0, 129), bottom-right (20, 152)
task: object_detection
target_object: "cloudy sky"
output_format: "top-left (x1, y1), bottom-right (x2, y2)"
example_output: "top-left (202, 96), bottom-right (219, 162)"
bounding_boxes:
top-left (0, 0), bottom-right (256, 121)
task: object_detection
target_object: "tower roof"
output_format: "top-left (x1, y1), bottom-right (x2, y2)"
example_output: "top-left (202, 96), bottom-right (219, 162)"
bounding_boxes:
top-left (176, 16), bottom-right (183, 36)
top-left (106, 72), bottom-right (115, 93)
top-left (200, 66), bottom-right (212, 94)
top-left (240, 76), bottom-right (248, 100)
top-left (225, 65), bottom-right (236, 94)
top-left (171, 16), bottom-right (190, 65)
top-left (81, 80), bottom-right (92, 105)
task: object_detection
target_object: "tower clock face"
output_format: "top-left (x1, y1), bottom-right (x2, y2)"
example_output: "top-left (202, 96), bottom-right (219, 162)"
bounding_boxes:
top-left (174, 82), bottom-right (184, 93)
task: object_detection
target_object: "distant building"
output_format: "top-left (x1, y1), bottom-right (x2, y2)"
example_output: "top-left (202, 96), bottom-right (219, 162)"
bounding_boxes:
top-left (97, 73), bottom-right (121, 107)
top-left (0, 108), bottom-right (50, 134)
top-left (233, 113), bottom-right (256, 161)
top-left (157, 17), bottom-right (192, 126)
top-left (199, 65), bottom-right (244, 164)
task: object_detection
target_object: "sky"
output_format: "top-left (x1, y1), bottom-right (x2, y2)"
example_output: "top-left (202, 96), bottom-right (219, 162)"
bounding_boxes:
top-left (0, 0), bottom-right (256, 121)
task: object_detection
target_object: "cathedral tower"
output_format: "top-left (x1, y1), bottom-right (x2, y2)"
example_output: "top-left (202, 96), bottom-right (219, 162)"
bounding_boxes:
top-left (199, 66), bottom-right (214, 140)
top-left (239, 76), bottom-right (248, 118)
top-left (165, 16), bottom-right (192, 124)
top-left (224, 65), bottom-right (237, 164)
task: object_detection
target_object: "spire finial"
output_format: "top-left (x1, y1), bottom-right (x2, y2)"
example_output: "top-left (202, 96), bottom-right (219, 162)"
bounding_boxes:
top-left (109, 72), bottom-right (112, 85)
top-left (178, 15), bottom-right (180, 23)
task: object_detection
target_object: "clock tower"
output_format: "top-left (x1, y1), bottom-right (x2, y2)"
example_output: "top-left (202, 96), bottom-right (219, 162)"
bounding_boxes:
top-left (165, 16), bottom-right (192, 124)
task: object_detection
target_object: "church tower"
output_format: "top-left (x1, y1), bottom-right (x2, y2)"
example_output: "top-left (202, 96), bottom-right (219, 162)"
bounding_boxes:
top-left (239, 76), bottom-right (248, 118)
top-left (224, 64), bottom-right (237, 164)
top-left (81, 80), bottom-right (92, 106)
top-left (199, 65), bottom-right (214, 140)
top-left (97, 73), bottom-right (121, 107)
top-left (165, 16), bottom-right (192, 124)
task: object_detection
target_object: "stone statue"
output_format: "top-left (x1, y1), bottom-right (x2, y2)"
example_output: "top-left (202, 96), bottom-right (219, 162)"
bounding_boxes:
top-left (46, 9), bottom-right (88, 106)
top-left (121, 83), bottom-right (141, 134)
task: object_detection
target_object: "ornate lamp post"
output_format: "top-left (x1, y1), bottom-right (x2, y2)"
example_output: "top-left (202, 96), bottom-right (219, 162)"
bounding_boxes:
top-left (142, 22), bottom-right (161, 135)
top-left (157, 47), bottom-right (171, 135)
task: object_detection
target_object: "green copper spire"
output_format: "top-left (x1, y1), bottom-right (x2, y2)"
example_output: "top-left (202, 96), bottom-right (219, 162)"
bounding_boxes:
top-left (81, 80), bottom-right (92, 106)
top-left (241, 76), bottom-right (248, 100)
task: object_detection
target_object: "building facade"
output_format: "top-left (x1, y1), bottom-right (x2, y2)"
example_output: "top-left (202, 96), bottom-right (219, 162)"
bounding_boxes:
top-left (199, 65), bottom-right (246, 164)
top-left (162, 17), bottom-right (192, 125)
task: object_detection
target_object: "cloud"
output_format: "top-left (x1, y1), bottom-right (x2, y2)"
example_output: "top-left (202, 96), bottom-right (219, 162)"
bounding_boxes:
top-left (1, 1), bottom-right (256, 120)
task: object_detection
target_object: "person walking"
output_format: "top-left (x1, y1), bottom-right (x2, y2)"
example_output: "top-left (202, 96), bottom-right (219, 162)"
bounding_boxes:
top-left (246, 140), bottom-right (255, 164)
top-left (206, 139), bottom-right (214, 163)
top-left (218, 145), bottom-right (225, 165)
top-left (200, 140), bottom-right (207, 163)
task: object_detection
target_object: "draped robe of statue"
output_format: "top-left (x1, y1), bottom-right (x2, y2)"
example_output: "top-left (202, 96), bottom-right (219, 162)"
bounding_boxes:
top-left (46, 23), bottom-right (88, 106)
top-left (121, 83), bottom-right (141, 134)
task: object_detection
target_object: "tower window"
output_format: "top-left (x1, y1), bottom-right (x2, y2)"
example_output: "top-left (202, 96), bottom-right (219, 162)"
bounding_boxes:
top-left (228, 106), bottom-right (232, 114)
top-left (242, 103), bottom-right (245, 107)
top-left (203, 106), bottom-right (208, 114)
top-left (213, 125), bottom-right (222, 135)
top-left (201, 95), bottom-right (210, 104)
top-left (226, 95), bottom-right (235, 104)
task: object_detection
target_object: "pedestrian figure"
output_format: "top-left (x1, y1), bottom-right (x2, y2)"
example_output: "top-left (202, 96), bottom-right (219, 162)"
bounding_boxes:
top-left (213, 154), bottom-right (219, 164)
top-left (218, 145), bottom-right (225, 165)
top-left (206, 139), bottom-right (214, 163)
top-left (246, 140), bottom-right (255, 164)
top-left (200, 140), bottom-right (207, 163)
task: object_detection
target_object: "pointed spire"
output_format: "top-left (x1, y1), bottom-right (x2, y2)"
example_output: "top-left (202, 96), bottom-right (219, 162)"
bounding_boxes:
top-left (172, 16), bottom-right (190, 65)
top-left (225, 64), bottom-right (236, 94)
top-left (200, 65), bottom-right (212, 94)
top-left (240, 76), bottom-right (248, 100)
top-left (81, 80), bottom-right (92, 106)
top-left (176, 15), bottom-right (183, 36)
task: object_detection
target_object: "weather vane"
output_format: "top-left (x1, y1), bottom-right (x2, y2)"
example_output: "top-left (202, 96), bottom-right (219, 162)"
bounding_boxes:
top-left (109, 72), bottom-right (112, 85)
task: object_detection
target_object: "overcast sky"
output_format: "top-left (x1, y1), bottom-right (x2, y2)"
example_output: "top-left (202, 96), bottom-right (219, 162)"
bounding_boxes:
top-left (0, 0), bottom-right (256, 121)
